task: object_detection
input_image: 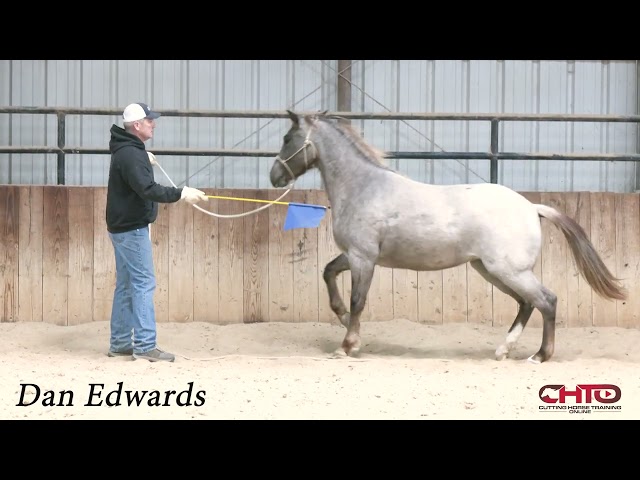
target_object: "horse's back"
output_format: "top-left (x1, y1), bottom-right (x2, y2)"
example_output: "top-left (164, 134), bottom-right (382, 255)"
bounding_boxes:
top-left (396, 178), bottom-right (539, 224)
top-left (439, 181), bottom-right (529, 204)
top-left (372, 178), bottom-right (543, 270)
top-left (421, 182), bottom-right (534, 219)
top-left (438, 182), bottom-right (540, 231)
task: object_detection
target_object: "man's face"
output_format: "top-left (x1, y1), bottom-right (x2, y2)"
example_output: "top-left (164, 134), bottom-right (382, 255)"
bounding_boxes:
top-left (134, 117), bottom-right (156, 142)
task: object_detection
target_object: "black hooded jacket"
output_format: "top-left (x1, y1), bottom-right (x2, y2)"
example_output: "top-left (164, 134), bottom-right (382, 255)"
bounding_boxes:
top-left (106, 124), bottom-right (183, 233)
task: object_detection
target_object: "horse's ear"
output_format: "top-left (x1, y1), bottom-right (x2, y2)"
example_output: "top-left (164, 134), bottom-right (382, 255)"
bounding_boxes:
top-left (286, 109), bottom-right (299, 127)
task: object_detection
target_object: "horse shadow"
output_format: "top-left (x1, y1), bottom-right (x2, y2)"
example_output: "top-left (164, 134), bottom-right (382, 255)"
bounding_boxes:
top-left (316, 336), bottom-right (547, 361)
top-left (317, 340), bottom-right (499, 361)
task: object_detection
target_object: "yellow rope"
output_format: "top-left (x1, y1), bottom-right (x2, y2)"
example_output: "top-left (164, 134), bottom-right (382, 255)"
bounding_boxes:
top-left (206, 195), bottom-right (329, 209)
top-left (206, 195), bottom-right (290, 206)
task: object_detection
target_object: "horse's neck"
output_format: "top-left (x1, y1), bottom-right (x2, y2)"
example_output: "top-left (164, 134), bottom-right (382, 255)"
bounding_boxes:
top-left (313, 131), bottom-right (380, 206)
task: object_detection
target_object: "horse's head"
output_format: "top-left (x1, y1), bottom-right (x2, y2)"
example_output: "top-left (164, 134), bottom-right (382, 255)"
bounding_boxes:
top-left (269, 110), bottom-right (318, 187)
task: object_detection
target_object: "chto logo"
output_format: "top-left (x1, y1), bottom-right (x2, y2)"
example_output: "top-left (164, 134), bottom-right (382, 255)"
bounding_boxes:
top-left (538, 384), bottom-right (621, 404)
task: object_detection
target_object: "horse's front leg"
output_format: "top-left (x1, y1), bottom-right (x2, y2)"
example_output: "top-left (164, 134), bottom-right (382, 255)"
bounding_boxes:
top-left (323, 254), bottom-right (351, 328)
top-left (341, 255), bottom-right (375, 356)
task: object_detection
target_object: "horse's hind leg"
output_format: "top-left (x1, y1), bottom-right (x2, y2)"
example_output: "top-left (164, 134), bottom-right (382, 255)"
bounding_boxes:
top-left (523, 283), bottom-right (557, 363)
top-left (470, 260), bottom-right (534, 360)
top-left (479, 261), bottom-right (558, 363)
top-left (503, 275), bottom-right (556, 363)
top-left (495, 303), bottom-right (534, 361)
top-left (323, 254), bottom-right (351, 328)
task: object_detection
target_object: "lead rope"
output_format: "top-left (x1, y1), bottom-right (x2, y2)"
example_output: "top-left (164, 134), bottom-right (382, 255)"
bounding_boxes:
top-left (173, 352), bottom-right (371, 362)
top-left (153, 131), bottom-right (315, 219)
top-left (150, 131), bottom-right (361, 362)
top-left (154, 161), bottom-right (291, 219)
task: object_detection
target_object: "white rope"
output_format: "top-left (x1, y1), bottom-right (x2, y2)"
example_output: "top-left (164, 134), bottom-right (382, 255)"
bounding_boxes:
top-left (174, 353), bottom-right (371, 362)
top-left (154, 161), bottom-right (293, 219)
top-left (151, 127), bottom-right (314, 219)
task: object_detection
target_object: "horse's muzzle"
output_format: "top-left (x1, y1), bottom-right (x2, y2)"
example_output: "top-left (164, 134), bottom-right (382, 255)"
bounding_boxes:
top-left (269, 159), bottom-right (290, 187)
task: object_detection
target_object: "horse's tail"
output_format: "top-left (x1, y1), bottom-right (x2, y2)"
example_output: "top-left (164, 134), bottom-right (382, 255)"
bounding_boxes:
top-left (535, 204), bottom-right (627, 301)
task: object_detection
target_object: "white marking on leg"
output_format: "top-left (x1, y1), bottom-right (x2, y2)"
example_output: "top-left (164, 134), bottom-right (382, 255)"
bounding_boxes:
top-left (349, 333), bottom-right (361, 354)
top-left (506, 324), bottom-right (524, 345)
top-left (495, 324), bottom-right (524, 360)
top-left (495, 344), bottom-right (508, 361)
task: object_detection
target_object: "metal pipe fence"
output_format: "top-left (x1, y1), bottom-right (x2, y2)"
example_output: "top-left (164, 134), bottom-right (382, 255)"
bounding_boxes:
top-left (2, 107), bottom-right (640, 185)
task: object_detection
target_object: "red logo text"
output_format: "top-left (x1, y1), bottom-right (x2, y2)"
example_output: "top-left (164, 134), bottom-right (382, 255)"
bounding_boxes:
top-left (539, 384), bottom-right (621, 404)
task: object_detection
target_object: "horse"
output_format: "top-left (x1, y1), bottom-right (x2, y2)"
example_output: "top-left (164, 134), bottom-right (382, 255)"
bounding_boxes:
top-left (269, 110), bottom-right (628, 363)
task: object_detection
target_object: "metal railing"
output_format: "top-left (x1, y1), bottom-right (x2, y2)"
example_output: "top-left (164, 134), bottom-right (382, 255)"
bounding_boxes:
top-left (2, 107), bottom-right (640, 185)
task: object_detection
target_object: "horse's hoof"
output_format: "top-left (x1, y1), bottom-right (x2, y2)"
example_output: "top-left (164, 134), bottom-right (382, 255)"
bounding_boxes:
top-left (342, 344), bottom-right (355, 356)
top-left (330, 348), bottom-right (347, 359)
top-left (342, 335), bottom-right (361, 356)
top-left (495, 344), bottom-right (509, 361)
top-left (346, 345), bottom-right (361, 356)
top-left (526, 355), bottom-right (541, 365)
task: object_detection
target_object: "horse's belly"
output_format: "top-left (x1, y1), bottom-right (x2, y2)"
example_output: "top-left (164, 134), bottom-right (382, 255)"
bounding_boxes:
top-left (377, 242), bottom-right (470, 270)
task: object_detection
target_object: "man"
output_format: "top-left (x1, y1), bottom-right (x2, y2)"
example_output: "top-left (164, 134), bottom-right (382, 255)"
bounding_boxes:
top-left (106, 102), bottom-right (207, 362)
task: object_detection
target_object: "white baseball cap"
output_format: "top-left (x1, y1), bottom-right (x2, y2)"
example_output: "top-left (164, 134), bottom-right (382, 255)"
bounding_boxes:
top-left (122, 102), bottom-right (161, 122)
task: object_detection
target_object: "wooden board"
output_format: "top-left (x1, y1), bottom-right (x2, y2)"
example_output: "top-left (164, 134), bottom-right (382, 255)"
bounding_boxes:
top-left (92, 188), bottom-right (114, 322)
top-left (1, 186), bottom-right (18, 323)
top-left (291, 190), bottom-right (319, 322)
top-left (564, 192), bottom-right (593, 327)
top-left (168, 199), bottom-right (195, 322)
top-left (217, 189), bottom-right (245, 324)
top-left (18, 186), bottom-right (43, 322)
top-left (193, 190), bottom-right (219, 323)
top-left (267, 189), bottom-right (295, 323)
top-left (152, 202), bottom-right (170, 323)
top-left (243, 189), bottom-right (270, 323)
top-left (67, 187), bottom-right (94, 325)
top-left (615, 193), bottom-right (640, 328)
top-left (42, 186), bottom-right (68, 325)
top-left (590, 192), bottom-right (618, 327)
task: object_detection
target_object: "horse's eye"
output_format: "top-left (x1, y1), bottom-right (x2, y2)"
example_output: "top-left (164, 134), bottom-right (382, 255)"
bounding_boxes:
top-left (283, 135), bottom-right (290, 144)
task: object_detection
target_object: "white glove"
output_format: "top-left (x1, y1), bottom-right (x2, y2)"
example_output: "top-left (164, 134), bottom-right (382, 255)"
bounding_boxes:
top-left (147, 152), bottom-right (158, 166)
top-left (181, 186), bottom-right (208, 205)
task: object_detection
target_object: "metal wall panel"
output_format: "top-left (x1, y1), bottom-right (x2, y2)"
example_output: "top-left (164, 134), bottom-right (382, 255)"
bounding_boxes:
top-left (352, 60), bottom-right (493, 185)
top-left (132, 60), bottom-right (340, 190)
top-left (350, 60), bottom-right (637, 192)
top-left (0, 60), bottom-right (10, 182)
top-left (499, 60), bottom-right (637, 192)
top-left (1, 60), bottom-right (637, 192)
top-left (2, 60), bottom-right (53, 184)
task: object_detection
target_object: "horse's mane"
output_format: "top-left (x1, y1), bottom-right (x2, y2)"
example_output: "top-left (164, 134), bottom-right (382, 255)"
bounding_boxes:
top-left (314, 115), bottom-right (389, 168)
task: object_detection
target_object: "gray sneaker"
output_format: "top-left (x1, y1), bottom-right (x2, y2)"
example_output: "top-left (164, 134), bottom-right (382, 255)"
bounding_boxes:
top-left (107, 349), bottom-right (134, 357)
top-left (133, 348), bottom-right (175, 362)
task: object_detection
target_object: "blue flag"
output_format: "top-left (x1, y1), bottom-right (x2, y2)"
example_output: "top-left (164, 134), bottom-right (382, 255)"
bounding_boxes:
top-left (283, 202), bottom-right (327, 230)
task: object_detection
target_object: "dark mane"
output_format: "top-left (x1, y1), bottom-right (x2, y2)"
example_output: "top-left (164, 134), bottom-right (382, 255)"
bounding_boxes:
top-left (315, 115), bottom-right (389, 168)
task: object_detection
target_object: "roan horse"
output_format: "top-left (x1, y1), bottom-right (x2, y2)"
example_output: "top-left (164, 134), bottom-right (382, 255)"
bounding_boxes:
top-left (269, 110), bottom-right (627, 363)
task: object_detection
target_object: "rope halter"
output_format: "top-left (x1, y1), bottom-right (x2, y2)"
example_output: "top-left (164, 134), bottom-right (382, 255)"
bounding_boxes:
top-left (273, 129), bottom-right (317, 185)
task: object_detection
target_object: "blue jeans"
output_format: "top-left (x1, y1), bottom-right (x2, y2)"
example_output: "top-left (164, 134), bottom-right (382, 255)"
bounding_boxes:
top-left (108, 226), bottom-right (157, 354)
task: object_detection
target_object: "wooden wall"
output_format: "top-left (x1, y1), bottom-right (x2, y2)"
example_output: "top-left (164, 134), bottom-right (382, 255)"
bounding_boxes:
top-left (1, 186), bottom-right (638, 328)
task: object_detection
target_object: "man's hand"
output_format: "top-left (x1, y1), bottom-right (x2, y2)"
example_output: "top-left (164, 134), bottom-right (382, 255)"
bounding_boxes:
top-left (147, 152), bottom-right (158, 166)
top-left (181, 186), bottom-right (208, 205)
